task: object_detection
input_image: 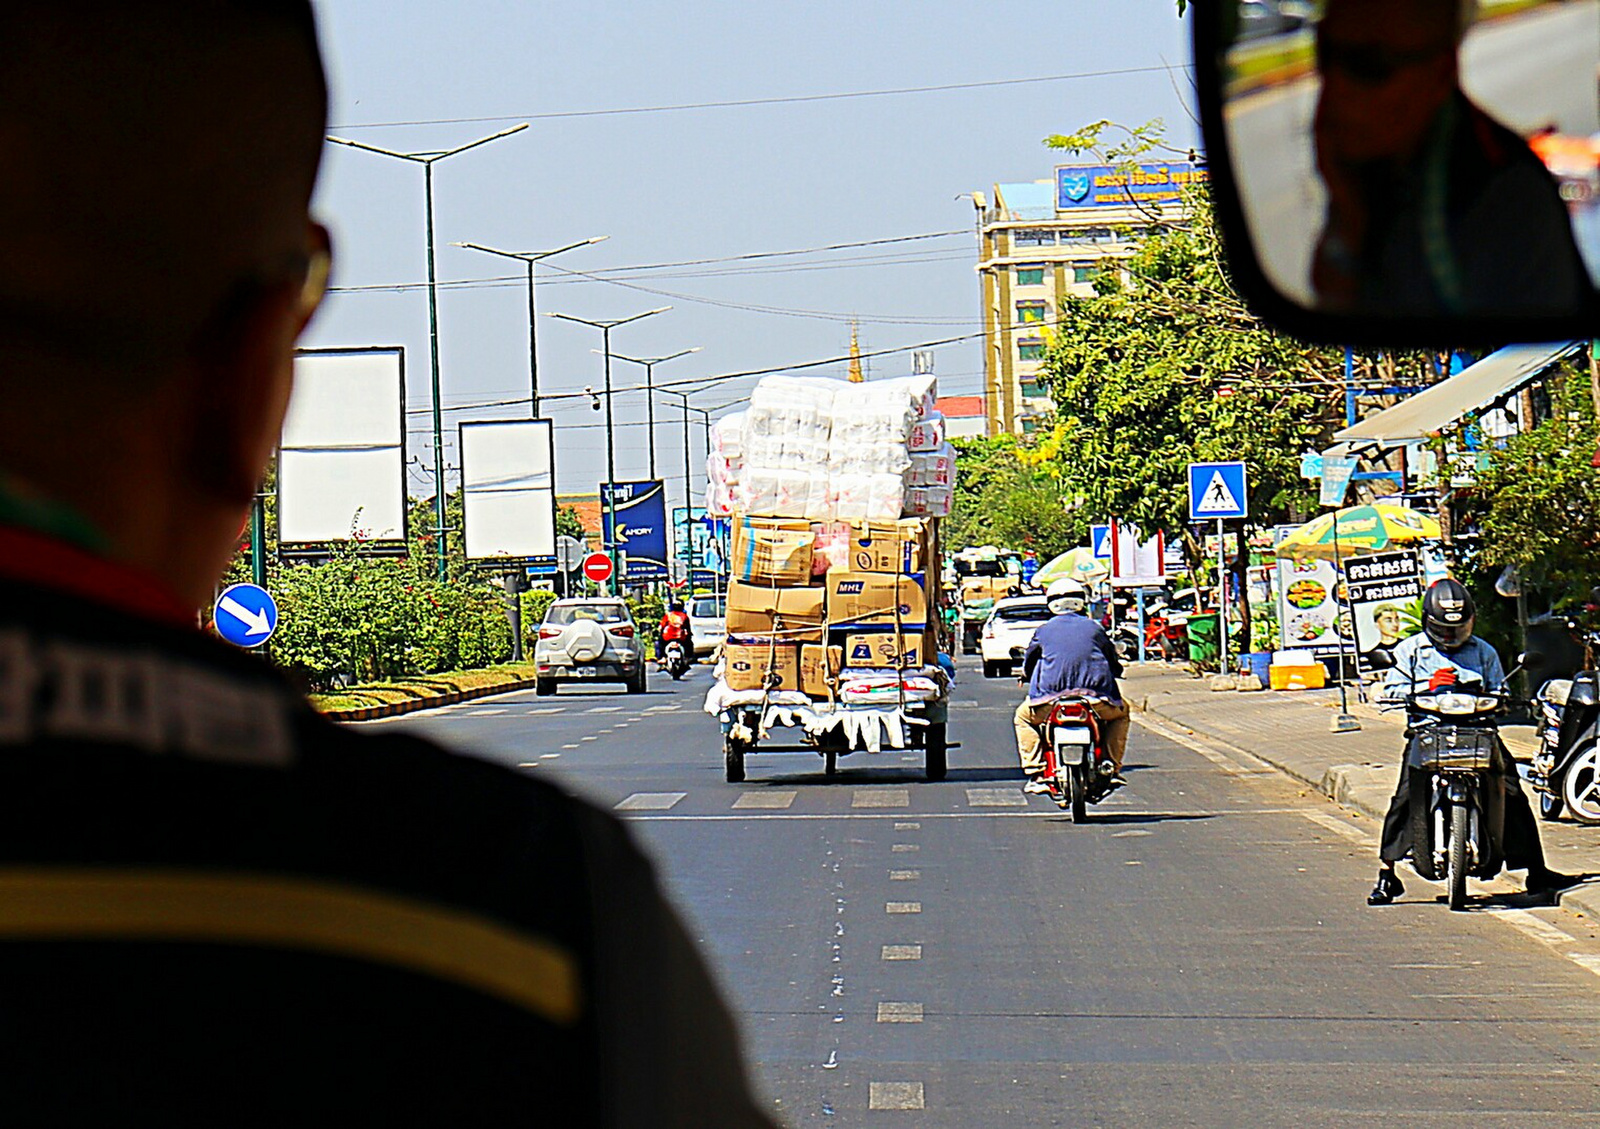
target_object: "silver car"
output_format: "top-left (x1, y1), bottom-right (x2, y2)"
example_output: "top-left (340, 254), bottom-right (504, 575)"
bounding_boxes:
top-left (686, 593), bottom-right (726, 658)
top-left (534, 598), bottom-right (646, 695)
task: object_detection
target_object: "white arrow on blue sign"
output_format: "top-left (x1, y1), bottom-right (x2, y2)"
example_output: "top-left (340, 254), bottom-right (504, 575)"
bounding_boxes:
top-left (213, 582), bottom-right (278, 648)
top-left (1188, 461), bottom-right (1249, 521)
top-left (1090, 524), bottom-right (1113, 560)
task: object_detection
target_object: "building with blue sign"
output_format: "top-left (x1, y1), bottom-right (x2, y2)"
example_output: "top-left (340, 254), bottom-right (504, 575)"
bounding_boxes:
top-left (967, 161), bottom-right (1206, 436)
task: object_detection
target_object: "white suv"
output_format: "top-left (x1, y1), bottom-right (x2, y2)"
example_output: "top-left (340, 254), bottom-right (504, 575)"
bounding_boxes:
top-left (980, 596), bottom-right (1053, 678)
top-left (534, 599), bottom-right (646, 695)
top-left (686, 593), bottom-right (725, 658)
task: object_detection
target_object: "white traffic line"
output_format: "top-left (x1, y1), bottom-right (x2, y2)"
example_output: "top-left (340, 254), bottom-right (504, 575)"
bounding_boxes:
top-left (890, 870), bottom-right (919, 881)
top-left (852, 789), bottom-right (910, 809)
top-left (540, 753), bottom-right (560, 759)
top-left (881, 945), bottom-right (922, 961)
top-left (561, 743), bottom-right (580, 750)
top-left (732, 791), bottom-right (798, 810)
top-left (1485, 907), bottom-right (1600, 982)
top-left (966, 787), bottom-right (1026, 808)
top-left (891, 843), bottom-right (920, 852)
top-left (1300, 808), bottom-right (1371, 845)
top-left (1134, 713), bottom-right (1277, 776)
top-left (614, 792), bottom-right (687, 811)
top-left (886, 901), bottom-right (921, 914)
top-left (876, 1002), bottom-right (924, 1023)
top-left (895, 822), bottom-right (921, 831)
top-left (580, 736), bottom-right (598, 742)
top-left (587, 706), bottom-right (624, 713)
top-left (525, 708), bottom-right (563, 715)
top-left (869, 1082), bottom-right (925, 1111)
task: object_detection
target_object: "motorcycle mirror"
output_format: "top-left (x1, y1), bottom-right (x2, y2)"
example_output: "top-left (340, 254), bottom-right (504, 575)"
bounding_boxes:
top-left (1520, 650), bottom-right (1547, 670)
top-left (1191, 1), bottom-right (1600, 347)
top-left (1363, 648), bottom-right (1396, 671)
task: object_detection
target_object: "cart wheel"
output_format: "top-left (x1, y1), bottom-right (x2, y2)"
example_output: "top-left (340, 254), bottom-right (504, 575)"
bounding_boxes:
top-left (824, 749), bottom-right (838, 777)
top-left (924, 722), bottom-right (948, 782)
top-left (724, 738), bottom-right (746, 783)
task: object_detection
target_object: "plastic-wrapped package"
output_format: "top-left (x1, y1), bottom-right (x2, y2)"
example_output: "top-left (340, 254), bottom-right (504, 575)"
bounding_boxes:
top-left (802, 472), bottom-right (834, 521)
top-left (811, 522), bottom-right (850, 575)
top-left (740, 468), bottom-right (812, 517)
top-left (711, 412), bottom-right (747, 457)
top-left (865, 472), bottom-right (907, 522)
top-left (907, 413), bottom-right (946, 452)
top-left (904, 484), bottom-right (953, 518)
top-left (909, 442), bottom-right (956, 487)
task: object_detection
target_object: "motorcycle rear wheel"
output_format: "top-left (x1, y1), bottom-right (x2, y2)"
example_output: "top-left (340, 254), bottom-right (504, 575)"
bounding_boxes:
top-left (1068, 765), bottom-right (1087, 824)
top-left (1447, 804), bottom-right (1469, 912)
top-left (1560, 746), bottom-right (1600, 825)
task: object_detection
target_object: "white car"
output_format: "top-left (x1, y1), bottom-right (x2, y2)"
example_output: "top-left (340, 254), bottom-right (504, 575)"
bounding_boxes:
top-left (980, 597), bottom-right (1053, 678)
top-left (533, 598), bottom-right (646, 695)
top-left (686, 593), bottom-right (725, 658)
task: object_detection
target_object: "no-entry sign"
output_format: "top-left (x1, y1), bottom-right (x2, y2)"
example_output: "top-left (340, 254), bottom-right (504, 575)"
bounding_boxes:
top-left (582, 552), bottom-right (614, 584)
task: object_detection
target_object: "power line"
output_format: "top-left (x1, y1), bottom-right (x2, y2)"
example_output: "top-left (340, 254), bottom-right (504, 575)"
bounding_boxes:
top-left (329, 64), bottom-right (1193, 131)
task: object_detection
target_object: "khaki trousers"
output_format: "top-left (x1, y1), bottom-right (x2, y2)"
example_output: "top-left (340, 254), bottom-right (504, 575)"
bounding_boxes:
top-left (1015, 699), bottom-right (1130, 776)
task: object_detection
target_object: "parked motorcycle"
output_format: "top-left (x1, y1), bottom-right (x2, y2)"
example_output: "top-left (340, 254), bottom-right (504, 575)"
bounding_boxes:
top-left (1041, 695), bottom-right (1120, 823)
top-left (660, 639), bottom-right (691, 681)
top-left (1531, 623), bottom-right (1600, 824)
top-left (1397, 683), bottom-right (1513, 911)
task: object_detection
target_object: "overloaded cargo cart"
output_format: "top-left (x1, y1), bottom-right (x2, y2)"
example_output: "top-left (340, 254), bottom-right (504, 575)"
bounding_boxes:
top-left (701, 373), bottom-right (958, 782)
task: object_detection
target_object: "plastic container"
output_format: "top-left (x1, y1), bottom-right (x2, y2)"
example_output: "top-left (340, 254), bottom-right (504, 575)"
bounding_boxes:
top-left (1186, 612), bottom-right (1219, 664)
top-left (1244, 652), bottom-right (1271, 689)
top-left (1269, 663), bottom-right (1326, 691)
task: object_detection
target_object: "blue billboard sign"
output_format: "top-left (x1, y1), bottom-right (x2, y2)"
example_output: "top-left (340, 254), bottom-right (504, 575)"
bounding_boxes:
top-left (1055, 162), bottom-right (1207, 211)
top-left (602, 480), bottom-right (669, 580)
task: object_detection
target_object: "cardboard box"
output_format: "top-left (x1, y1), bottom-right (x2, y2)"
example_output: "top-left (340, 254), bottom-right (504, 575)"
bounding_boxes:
top-left (800, 644), bottom-right (844, 697)
top-left (725, 581), bottom-right (826, 642)
top-left (843, 632), bottom-right (925, 669)
top-left (731, 517), bottom-right (815, 585)
top-left (825, 571), bottom-right (927, 630)
top-left (724, 642), bottom-right (800, 691)
top-left (845, 519), bottom-right (926, 574)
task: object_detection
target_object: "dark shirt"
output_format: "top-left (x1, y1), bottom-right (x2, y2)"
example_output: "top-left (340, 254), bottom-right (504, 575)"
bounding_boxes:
top-left (1022, 612), bottom-right (1124, 706)
top-left (0, 532), bottom-right (773, 1127)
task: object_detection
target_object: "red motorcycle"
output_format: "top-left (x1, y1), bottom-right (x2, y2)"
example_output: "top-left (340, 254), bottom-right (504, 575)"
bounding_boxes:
top-left (1041, 696), bottom-right (1121, 823)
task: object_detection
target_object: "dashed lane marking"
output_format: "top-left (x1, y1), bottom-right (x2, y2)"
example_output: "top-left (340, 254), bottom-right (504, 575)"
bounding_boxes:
top-left (876, 1002), bottom-right (924, 1023)
top-left (895, 822), bottom-right (921, 831)
top-left (891, 843), bottom-right (920, 852)
top-left (587, 706), bottom-right (624, 713)
top-left (881, 945), bottom-right (922, 961)
top-left (526, 708), bottom-right (562, 715)
top-left (965, 787), bottom-right (1027, 808)
top-left (886, 902), bottom-right (921, 914)
top-left (732, 791), bottom-right (798, 810)
top-left (614, 792), bottom-right (687, 812)
top-left (463, 708), bottom-right (507, 716)
top-left (580, 736), bottom-right (598, 742)
top-left (869, 1082), bottom-right (925, 1111)
top-left (561, 743), bottom-right (580, 750)
top-left (852, 789), bottom-right (910, 809)
top-left (890, 870), bottom-right (919, 881)
top-left (540, 753), bottom-right (560, 759)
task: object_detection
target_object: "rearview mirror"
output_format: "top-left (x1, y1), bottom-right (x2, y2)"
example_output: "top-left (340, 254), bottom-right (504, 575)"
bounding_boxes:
top-left (1363, 647), bottom-right (1395, 671)
top-left (1194, 0), bottom-right (1600, 345)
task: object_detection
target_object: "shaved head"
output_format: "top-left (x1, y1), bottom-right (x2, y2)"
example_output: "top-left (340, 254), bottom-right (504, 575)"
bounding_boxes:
top-left (0, 2), bottom-right (327, 377)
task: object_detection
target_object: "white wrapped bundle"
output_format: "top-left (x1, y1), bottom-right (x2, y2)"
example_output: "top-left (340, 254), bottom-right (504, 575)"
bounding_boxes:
top-left (830, 472), bottom-right (871, 522)
top-left (865, 472), bottom-right (907, 522)
top-left (904, 484), bottom-right (953, 518)
top-left (739, 467), bottom-right (810, 517)
top-left (904, 373), bottom-right (938, 420)
top-left (802, 472), bottom-right (834, 521)
top-left (909, 442), bottom-right (956, 487)
top-left (907, 413), bottom-right (946, 452)
top-left (711, 412), bottom-right (747, 458)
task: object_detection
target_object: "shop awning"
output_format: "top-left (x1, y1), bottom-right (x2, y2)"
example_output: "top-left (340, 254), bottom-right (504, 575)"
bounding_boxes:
top-left (1333, 341), bottom-right (1582, 449)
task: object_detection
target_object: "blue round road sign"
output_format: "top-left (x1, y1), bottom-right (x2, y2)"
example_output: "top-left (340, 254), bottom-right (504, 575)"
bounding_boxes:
top-left (213, 582), bottom-right (278, 648)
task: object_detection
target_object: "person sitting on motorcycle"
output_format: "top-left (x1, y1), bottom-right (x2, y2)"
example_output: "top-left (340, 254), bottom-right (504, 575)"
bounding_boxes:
top-left (1015, 578), bottom-right (1130, 795)
top-left (1368, 578), bottom-right (1572, 904)
top-left (659, 601), bottom-right (693, 659)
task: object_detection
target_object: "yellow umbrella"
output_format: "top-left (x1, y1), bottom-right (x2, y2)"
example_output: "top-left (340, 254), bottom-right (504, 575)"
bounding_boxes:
top-left (1274, 503), bottom-right (1441, 561)
top-left (1034, 546), bottom-right (1110, 586)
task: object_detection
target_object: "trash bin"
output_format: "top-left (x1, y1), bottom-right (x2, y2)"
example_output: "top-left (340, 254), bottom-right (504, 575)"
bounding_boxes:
top-left (1187, 612), bottom-right (1219, 665)
top-left (1244, 652), bottom-right (1271, 689)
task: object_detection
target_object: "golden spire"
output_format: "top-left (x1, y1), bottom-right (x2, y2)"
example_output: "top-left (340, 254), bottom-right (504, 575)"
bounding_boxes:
top-left (847, 319), bottom-right (864, 383)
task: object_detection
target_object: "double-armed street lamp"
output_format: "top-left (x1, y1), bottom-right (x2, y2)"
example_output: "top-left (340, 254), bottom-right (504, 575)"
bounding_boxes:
top-left (451, 237), bottom-right (608, 418)
top-left (655, 387), bottom-right (717, 592)
top-left (544, 307), bottom-right (670, 593)
top-left (607, 348), bottom-right (701, 479)
top-left (325, 124), bottom-right (529, 580)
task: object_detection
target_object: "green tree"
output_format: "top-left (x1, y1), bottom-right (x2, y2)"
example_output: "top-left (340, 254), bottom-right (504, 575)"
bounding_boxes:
top-left (555, 504), bottom-right (587, 544)
top-left (946, 434), bottom-right (1089, 560)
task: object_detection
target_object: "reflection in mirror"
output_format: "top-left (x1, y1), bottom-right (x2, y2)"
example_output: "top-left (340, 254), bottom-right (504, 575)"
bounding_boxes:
top-left (1217, 0), bottom-right (1599, 318)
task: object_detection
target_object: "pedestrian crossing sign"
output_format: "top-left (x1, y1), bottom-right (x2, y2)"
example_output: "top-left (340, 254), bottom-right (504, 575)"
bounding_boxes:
top-left (1187, 461), bottom-right (1248, 521)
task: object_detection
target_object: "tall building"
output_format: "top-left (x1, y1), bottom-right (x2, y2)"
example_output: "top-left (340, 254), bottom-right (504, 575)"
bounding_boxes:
top-left (971, 161), bottom-right (1205, 435)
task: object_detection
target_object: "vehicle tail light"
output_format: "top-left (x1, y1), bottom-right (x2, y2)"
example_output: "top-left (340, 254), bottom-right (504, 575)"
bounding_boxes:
top-left (1052, 702), bottom-right (1091, 722)
top-left (611, 624), bottom-right (635, 638)
top-left (538, 627), bottom-right (562, 640)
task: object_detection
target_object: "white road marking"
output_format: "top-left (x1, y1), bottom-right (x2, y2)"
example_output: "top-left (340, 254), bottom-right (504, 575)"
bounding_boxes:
top-left (1485, 906), bottom-right (1600, 981)
top-left (966, 787), bottom-right (1027, 808)
top-left (465, 708), bottom-right (507, 716)
top-left (1134, 713), bottom-right (1276, 776)
top-left (881, 945), bottom-right (922, 961)
top-left (516, 762), bottom-right (540, 768)
top-left (853, 789), bottom-right (910, 809)
top-left (1300, 808), bottom-right (1372, 845)
top-left (869, 1082), bottom-right (925, 1111)
top-left (540, 753), bottom-right (560, 759)
top-left (877, 1002), bottom-right (923, 1023)
top-left (588, 706), bottom-right (624, 713)
top-left (526, 708), bottom-right (562, 715)
top-left (620, 807), bottom-right (1308, 823)
top-left (894, 822), bottom-right (921, 831)
top-left (886, 902), bottom-right (921, 914)
top-left (561, 743), bottom-right (580, 750)
top-left (615, 792), bottom-right (687, 811)
top-left (580, 736), bottom-right (598, 742)
top-left (1112, 829), bottom-right (1153, 838)
top-left (891, 843), bottom-right (920, 852)
top-left (732, 791), bottom-right (798, 810)
top-left (890, 870), bottom-right (919, 881)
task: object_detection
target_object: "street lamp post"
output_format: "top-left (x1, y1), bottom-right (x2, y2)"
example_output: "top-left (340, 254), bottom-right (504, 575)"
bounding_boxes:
top-left (452, 237), bottom-right (608, 418)
top-left (656, 387), bottom-right (713, 587)
top-left (545, 307), bottom-right (670, 594)
top-left (609, 348), bottom-right (701, 480)
top-left (326, 124), bottom-right (529, 581)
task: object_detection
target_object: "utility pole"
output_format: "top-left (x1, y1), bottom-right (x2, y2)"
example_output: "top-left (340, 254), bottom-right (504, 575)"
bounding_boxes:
top-left (326, 124), bottom-right (529, 581)
top-left (611, 348), bottom-right (701, 480)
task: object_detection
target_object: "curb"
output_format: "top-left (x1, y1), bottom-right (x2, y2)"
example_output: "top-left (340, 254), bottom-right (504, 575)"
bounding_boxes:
top-left (319, 676), bottom-right (541, 723)
top-left (1138, 699), bottom-right (1600, 920)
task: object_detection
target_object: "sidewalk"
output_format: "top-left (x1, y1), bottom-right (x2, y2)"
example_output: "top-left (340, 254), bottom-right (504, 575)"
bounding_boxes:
top-left (1123, 663), bottom-right (1600, 918)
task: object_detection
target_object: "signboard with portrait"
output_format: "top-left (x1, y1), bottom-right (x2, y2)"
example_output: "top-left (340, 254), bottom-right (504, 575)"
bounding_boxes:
top-left (1344, 551), bottom-right (1424, 667)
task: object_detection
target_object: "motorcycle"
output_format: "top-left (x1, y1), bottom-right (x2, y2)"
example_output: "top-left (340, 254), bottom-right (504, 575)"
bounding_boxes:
top-left (1395, 683), bottom-right (1513, 911)
top-left (1531, 623), bottom-right (1600, 824)
top-left (1040, 695), bottom-right (1120, 823)
top-left (660, 639), bottom-right (691, 681)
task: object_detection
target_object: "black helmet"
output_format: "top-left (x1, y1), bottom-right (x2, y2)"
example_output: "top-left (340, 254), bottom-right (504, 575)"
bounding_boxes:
top-left (1422, 578), bottom-right (1475, 651)
top-left (669, 601), bottom-right (684, 613)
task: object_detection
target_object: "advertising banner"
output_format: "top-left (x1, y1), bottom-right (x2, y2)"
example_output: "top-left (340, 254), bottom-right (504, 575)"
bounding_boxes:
top-left (1056, 161), bottom-right (1207, 211)
top-left (602, 480), bottom-right (669, 580)
top-left (1343, 551), bottom-right (1424, 666)
top-left (1273, 525), bottom-right (1347, 658)
top-left (459, 418), bottom-right (556, 563)
top-left (672, 506), bottom-right (729, 575)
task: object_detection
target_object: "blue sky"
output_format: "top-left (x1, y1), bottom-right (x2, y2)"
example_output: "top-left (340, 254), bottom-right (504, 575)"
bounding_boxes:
top-left (305, 0), bottom-right (1195, 502)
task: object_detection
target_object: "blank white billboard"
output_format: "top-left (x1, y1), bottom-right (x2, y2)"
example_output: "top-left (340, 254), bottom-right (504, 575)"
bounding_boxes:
top-left (460, 419), bottom-right (556, 562)
top-left (279, 348), bottom-right (407, 552)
